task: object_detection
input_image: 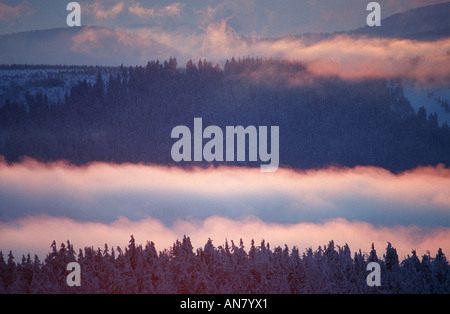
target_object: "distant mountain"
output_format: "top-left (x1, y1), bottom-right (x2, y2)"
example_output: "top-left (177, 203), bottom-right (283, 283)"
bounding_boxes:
top-left (255, 2), bottom-right (450, 46)
top-left (353, 2), bottom-right (450, 40)
top-left (1, 2), bottom-right (449, 66)
top-left (0, 26), bottom-right (179, 66)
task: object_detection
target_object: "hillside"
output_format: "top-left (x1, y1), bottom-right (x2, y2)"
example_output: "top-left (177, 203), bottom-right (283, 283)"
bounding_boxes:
top-left (0, 26), bottom-right (179, 66)
top-left (1, 58), bottom-right (449, 172)
top-left (354, 2), bottom-right (450, 40)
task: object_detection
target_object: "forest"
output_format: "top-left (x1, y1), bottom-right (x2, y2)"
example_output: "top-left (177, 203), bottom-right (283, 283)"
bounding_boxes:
top-left (0, 236), bottom-right (449, 294)
top-left (1, 57), bottom-right (449, 172)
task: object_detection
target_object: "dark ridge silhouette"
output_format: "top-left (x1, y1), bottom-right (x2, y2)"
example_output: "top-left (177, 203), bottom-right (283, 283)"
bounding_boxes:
top-left (353, 2), bottom-right (450, 40)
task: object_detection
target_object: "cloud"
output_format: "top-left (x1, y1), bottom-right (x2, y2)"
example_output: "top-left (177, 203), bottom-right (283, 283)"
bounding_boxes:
top-left (133, 21), bottom-right (450, 85)
top-left (0, 1), bottom-right (27, 21)
top-left (85, 2), bottom-right (124, 20)
top-left (70, 26), bottom-right (180, 64)
top-left (292, 35), bottom-right (450, 84)
top-left (194, 5), bottom-right (220, 26)
top-left (232, 33), bottom-right (450, 85)
top-left (129, 2), bottom-right (185, 18)
top-left (1, 215), bottom-right (449, 263)
top-left (71, 27), bottom-right (139, 56)
top-left (0, 158), bottom-right (449, 227)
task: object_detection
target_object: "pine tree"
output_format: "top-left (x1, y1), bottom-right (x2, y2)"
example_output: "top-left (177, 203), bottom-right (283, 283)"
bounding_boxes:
top-left (419, 252), bottom-right (435, 293)
top-left (4, 251), bottom-right (17, 292)
top-left (383, 242), bottom-right (401, 293)
top-left (0, 251), bottom-right (7, 293)
top-left (433, 248), bottom-right (450, 293)
top-left (400, 250), bottom-right (422, 293)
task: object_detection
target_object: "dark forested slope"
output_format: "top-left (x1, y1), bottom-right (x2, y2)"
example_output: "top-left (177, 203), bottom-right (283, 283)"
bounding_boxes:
top-left (1, 58), bottom-right (449, 172)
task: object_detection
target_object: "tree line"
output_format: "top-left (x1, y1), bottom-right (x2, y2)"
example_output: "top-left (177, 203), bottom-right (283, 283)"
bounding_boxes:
top-left (0, 236), bottom-right (449, 294)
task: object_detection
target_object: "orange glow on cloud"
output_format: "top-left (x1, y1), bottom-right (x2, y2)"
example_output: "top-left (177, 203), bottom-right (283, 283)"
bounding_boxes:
top-left (0, 2), bottom-right (27, 21)
top-left (129, 2), bottom-right (184, 18)
top-left (1, 158), bottom-right (449, 210)
top-left (71, 26), bottom-right (179, 61)
top-left (85, 2), bottom-right (124, 20)
top-left (0, 215), bottom-right (449, 262)
top-left (65, 15), bottom-right (450, 85)
top-left (127, 23), bottom-right (450, 84)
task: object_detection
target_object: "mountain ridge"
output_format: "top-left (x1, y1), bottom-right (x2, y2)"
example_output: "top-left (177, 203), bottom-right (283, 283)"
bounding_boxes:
top-left (353, 1), bottom-right (450, 39)
top-left (0, 2), bottom-right (449, 65)
top-left (0, 25), bottom-right (179, 66)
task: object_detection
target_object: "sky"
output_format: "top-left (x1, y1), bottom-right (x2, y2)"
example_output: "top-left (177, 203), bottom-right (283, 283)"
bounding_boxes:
top-left (0, 0), bottom-right (448, 36)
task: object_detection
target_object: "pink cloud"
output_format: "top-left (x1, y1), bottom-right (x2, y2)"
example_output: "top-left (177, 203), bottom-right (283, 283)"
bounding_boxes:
top-left (1, 215), bottom-right (448, 262)
top-left (129, 2), bottom-right (185, 18)
top-left (0, 157), bottom-right (449, 225)
top-left (133, 21), bottom-right (450, 85)
top-left (252, 34), bottom-right (450, 85)
top-left (0, 1), bottom-right (27, 21)
top-left (70, 26), bottom-right (178, 62)
top-left (84, 2), bottom-right (124, 20)
top-left (71, 27), bottom-right (137, 56)
top-left (2, 158), bottom-right (449, 209)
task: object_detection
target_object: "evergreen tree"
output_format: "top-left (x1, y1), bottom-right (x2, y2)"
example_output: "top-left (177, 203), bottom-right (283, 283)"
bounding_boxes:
top-left (433, 248), bottom-right (450, 293)
top-left (383, 242), bottom-right (401, 293)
